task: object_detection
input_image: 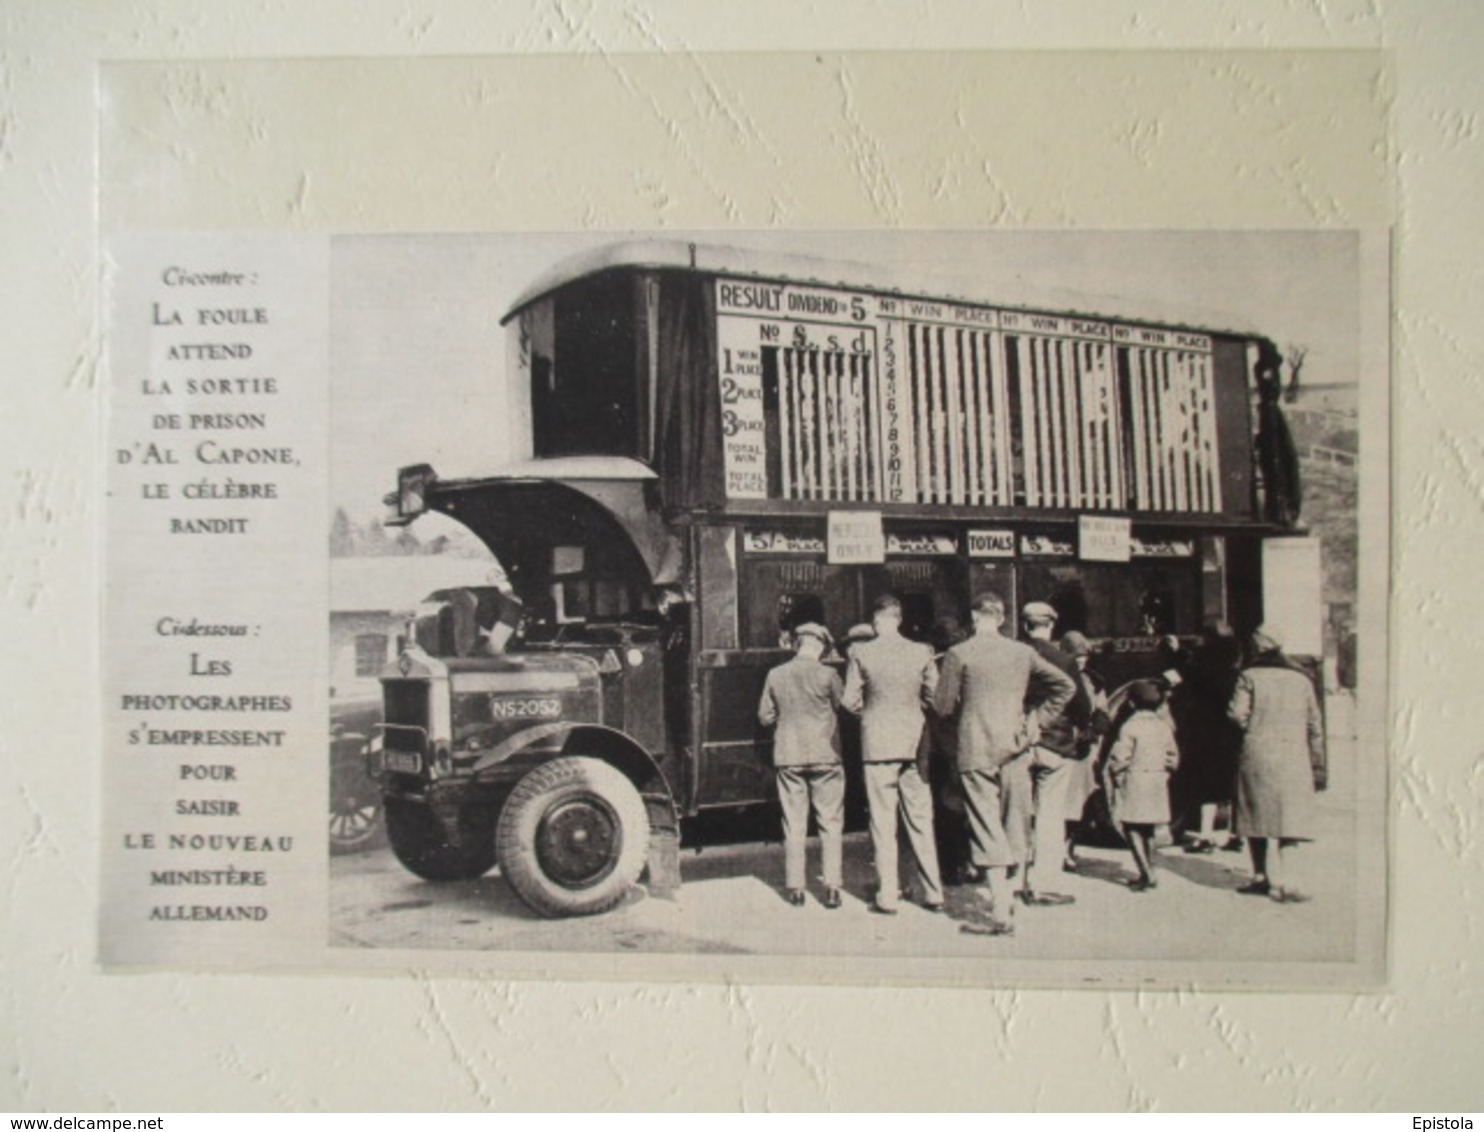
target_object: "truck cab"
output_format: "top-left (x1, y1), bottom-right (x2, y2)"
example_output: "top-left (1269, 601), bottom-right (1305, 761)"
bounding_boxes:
top-left (371, 460), bottom-right (685, 917)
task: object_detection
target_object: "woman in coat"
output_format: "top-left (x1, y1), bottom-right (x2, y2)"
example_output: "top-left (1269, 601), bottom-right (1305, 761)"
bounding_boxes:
top-left (1107, 680), bottom-right (1180, 890)
top-left (1228, 625), bottom-right (1327, 903)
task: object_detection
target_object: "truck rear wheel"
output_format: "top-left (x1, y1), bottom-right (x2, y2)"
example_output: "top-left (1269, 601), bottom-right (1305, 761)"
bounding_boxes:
top-left (384, 797), bottom-right (497, 882)
top-left (496, 757), bottom-right (649, 918)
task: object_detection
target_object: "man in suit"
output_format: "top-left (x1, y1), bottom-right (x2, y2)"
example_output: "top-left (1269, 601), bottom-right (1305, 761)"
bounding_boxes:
top-left (757, 623), bottom-right (845, 909)
top-left (933, 592), bottom-right (1076, 936)
top-left (843, 594), bottom-right (943, 915)
top-left (1007, 602), bottom-right (1092, 907)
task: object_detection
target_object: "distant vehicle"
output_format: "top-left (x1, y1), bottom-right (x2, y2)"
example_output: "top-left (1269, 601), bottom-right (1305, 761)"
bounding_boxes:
top-left (329, 695), bottom-right (385, 854)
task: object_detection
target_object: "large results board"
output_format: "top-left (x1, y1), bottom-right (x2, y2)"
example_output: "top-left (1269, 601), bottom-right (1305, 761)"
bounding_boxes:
top-left (714, 278), bottom-right (1224, 514)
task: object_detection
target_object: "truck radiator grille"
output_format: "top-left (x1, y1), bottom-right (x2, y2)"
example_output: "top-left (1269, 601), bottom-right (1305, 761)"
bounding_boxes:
top-left (382, 680), bottom-right (428, 749)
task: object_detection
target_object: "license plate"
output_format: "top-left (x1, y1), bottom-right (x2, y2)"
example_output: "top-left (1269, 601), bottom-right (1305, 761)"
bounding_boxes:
top-left (384, 750), bottom-right (421, 774)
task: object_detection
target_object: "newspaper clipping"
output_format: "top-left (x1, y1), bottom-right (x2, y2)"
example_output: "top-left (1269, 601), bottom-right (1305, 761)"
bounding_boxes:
top-left (101, 229), bottom-right (1387, 985)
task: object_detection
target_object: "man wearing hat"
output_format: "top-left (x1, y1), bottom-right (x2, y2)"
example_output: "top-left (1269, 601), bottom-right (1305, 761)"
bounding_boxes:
top-left (934, 593), bottom-right (1076, 935)
top-left (843, 595), bottom-right (943, 914)
top-left (757, 623), bottom-right (846, 908)
top-left (1008, 601), bottom-right (1092, 906)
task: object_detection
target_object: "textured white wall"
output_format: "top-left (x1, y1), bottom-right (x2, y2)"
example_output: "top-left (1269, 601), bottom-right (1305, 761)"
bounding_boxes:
top-left (2, 1), bottom-right (1480, 1112)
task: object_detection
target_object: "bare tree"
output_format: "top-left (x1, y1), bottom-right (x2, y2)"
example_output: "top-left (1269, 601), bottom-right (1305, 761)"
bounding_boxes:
top-left (1285, 345), bottom-right (1307, 404)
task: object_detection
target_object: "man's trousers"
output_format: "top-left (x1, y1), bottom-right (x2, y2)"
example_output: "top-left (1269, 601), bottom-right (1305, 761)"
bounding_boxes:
top-left (776, 764), bottom-right (845, 891)
top-left (864, 761), bottom-right (943, 909)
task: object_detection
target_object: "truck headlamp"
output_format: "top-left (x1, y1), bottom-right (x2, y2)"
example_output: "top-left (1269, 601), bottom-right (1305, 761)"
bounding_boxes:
top-left (385, 463), bottom-right (435, 526)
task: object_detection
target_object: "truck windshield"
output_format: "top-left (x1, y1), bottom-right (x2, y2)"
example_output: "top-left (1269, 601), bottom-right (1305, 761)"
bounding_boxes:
top-left (520, 566), bottom-right (656, 644)
top-left (431, 481), bottom-right (659, 646)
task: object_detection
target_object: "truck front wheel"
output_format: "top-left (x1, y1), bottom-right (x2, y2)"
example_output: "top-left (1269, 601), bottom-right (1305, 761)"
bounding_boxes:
top-left (496, 757), bottom-right (649, 918)
top-left (384, 797), bottom-right (497, 882)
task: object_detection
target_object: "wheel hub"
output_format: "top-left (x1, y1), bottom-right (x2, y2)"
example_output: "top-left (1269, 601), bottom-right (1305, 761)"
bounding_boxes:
top-left (534, 795), bottom-right (621, 889)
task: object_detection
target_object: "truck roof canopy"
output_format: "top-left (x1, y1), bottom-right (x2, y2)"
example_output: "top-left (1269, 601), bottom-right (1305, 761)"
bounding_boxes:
top-left (500, 238), bottom-right (1262, 341)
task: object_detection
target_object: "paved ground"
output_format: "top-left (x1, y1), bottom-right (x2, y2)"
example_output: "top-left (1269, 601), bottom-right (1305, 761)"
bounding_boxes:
top-left (330, 698), bottom-right (1365, 971)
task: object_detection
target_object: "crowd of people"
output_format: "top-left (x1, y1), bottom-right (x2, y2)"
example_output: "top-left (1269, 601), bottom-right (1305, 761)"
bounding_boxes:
top-left (756, 593), bottom-right (1329, 936)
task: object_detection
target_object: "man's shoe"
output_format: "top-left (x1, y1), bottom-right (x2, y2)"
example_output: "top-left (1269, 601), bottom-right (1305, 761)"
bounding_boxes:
top-left (1127, 877), bottom-right (1152, 892)
top-left (921, 901), bottom-right (945, 914)
top-left (1018, 889), bottom-right (1075, 907)
top-left (1236, 879), bottom-right (1271, 896)
top-left (784, 888), bottom-right (806, 907)
top-left (1029, 891), bottom-right (1076, 906)
top-left (1184, 838), bottom-right (1216, 854)
top-left (1221, 837), bottom-right (1245, 853)
top-left (822, 888), bottom-right (842, 909)
top-left (868, 901), bottom-right (898, 916)
top-left (960, 918), bottom-right (1015, 937)
top-left (1269, 888), bottom-right (1311, 905)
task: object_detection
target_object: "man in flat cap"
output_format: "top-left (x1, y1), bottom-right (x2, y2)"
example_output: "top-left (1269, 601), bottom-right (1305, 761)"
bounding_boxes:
top-left (934, 593), bottom-right (1076, 936)
top-left (1007, 601), bottom-right (1092, 907)
top-left (843, 595), bottom-right (943, 914)
top-left (757, 623), bottom-right (846, 908)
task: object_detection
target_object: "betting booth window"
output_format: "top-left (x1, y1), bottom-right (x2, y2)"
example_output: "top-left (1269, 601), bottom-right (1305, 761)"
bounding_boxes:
top-left (1018, 561), bottom-right (1199, 639)
top-left (741, 558), bottom-right (856, 649)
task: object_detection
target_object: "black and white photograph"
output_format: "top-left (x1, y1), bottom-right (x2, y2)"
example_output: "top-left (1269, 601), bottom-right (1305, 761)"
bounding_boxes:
top-left (16, 11), bottom-right (1483, 1108)
top-left (325, 229), bottom-right (1385, 983)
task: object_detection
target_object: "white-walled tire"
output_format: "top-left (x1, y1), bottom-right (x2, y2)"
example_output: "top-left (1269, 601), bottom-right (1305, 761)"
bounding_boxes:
top-left (496, 757), bottom-right (649, 918)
